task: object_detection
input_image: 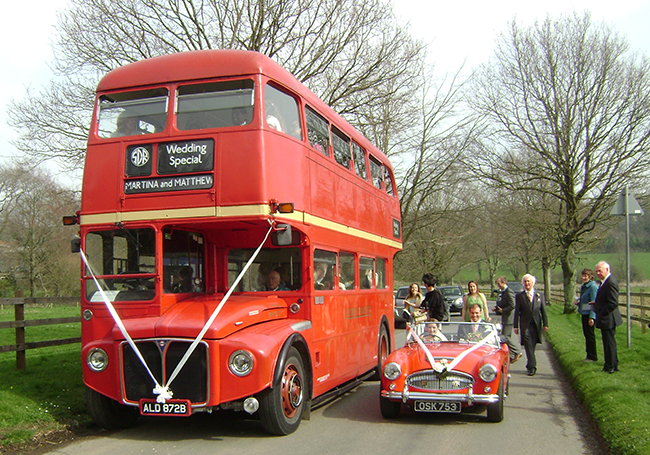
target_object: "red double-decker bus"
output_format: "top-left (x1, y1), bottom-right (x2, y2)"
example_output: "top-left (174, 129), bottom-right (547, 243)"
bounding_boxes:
top-left (66, 49), bottom-right (402, 435)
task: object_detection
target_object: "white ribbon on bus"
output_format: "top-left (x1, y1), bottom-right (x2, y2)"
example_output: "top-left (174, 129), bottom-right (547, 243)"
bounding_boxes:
top-left (80, 220), bottom-right (275, 404)
top-left (407, 325), bottom-right (495, 374)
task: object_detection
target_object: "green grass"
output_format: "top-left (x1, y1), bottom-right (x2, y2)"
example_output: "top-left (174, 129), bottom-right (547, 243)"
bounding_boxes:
top-left (0, 305), bottom-right (80, 346)
top-left (0, 346), bottom-right (88, 449)
top-left (447, 252), bottom-right (650, 288)
top-left (0, 305), bottom-right (87, 449)
top-left (545, 304), bottom-right (650, 455)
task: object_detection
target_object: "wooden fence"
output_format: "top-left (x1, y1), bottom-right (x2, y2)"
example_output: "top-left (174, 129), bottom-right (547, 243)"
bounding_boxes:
top-left (548, 288), bottom-right (650, 334)
top-left (0, 297), bottom-right (81, 370)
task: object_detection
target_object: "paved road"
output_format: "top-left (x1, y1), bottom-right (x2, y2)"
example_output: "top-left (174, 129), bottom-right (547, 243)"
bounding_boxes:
top-left (41, 327), bottom-right (606, 455)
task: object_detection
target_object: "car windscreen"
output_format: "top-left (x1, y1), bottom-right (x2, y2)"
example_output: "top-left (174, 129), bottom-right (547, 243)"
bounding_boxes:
top-left (407, 321), bottom-right (501, 347)
top-left (441, 287), bottom-right (462, 296)
top-left (396, 287), bottom-right (409, 299)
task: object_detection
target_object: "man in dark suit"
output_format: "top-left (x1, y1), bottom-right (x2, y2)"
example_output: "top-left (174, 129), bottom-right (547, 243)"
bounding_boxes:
top-left (457, 303), bottom-right (490, 340)
top-left (514, 274), bottom-right (548, 376)
top-left (494, 276), bottom-right (522, 363)
top-left (594, 261), bottom-right (623, 373)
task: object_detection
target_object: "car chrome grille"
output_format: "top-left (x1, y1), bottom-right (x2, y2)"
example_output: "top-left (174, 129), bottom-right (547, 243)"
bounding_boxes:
top-left (121, 339), bottom-right (208, 404)
top-left (406, 370), bottom-right (474, 391)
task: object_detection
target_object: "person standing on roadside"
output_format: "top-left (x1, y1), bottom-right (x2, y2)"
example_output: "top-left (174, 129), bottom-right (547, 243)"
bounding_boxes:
top-left (594, 261), bottom-right (623, 374)
top-left (494, 276), bottom-right (522, 363)
top-left (403, 283), bottom-right (423, 323)
top-left (421, 273), bottom-right (445, 322)
top-left (576, 268), bottom-right (598, 362)
top-left (461, 281), bottom-right (491, 322)
top-left (514, 274), bottom-right (548, 376)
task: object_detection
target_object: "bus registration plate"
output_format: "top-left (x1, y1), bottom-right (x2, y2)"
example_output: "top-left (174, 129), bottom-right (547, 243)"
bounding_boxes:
top-left (140, 399), bottom-right (191, 416)
top-left (414, 401), bottom-right (461, 413)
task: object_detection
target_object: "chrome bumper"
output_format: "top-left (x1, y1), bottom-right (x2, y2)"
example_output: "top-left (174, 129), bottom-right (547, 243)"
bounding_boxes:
top-left (381, 388), bottom-right (499, 406)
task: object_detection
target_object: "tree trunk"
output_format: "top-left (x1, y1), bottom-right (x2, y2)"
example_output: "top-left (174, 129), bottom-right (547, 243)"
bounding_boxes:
top-left (541, 257), bottom-right (552, 304)
top-left (561, 254), bottom-right (576, 314)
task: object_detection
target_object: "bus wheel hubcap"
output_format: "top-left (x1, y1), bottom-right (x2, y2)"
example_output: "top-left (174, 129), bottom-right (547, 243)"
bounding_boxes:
top-left (281, 365), bottom-right (303, 418)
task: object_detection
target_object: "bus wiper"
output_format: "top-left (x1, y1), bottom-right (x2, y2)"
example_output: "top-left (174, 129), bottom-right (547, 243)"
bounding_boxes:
top-left (115, 222), bottom-right (143, 249)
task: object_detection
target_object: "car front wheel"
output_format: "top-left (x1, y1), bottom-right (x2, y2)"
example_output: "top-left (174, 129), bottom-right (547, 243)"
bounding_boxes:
top-left (486, 377), bottom-right (505, 422)
top-left (379, 395), bottom-right (401, 419)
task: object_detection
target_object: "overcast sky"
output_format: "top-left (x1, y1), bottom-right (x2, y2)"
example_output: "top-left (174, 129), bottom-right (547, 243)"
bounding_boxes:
top-left (1, 0), bottom-right (649, 173)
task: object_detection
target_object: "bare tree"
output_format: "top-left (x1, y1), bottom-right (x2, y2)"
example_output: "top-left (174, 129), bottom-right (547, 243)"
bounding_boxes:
top-left (469, 12), bottom-right (650, 312)
top-left (1, 164), bottom-right (80, 296)
top-left (392, 66), bottom-right (479, 283)
top-left (8, 0), bottom-right (425, 171)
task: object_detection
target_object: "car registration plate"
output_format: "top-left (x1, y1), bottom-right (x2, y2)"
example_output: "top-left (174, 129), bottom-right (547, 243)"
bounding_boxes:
top-left (414, 401), bottom-right (461, 413)
top-left (140, 399), bottom-right (191, 416)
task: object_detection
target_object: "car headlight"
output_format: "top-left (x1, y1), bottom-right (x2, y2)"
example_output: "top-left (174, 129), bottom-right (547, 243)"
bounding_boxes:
top-left (87, 348), bottom-right (108, 372)
top-left (454, 297), bottom-right (462, 306)
top-left (229, 350), bottom-right (254, 377)
top-left (479, 363), bottom-right (498, 382)
top-left (383, 362), bottom-right (402, 380)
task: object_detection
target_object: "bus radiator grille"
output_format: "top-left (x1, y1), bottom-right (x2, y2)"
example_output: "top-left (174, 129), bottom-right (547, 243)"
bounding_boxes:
top-left (122, 340), bottom-right (208, 403)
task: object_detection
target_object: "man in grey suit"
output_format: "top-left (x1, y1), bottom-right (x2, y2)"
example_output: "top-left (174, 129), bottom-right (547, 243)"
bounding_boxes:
top-left (594, 261), bottom-right (623, 374)
top-left (494, 276), bottom-right (522, 363)
top-left (514, 274), bottom-right (548, 376)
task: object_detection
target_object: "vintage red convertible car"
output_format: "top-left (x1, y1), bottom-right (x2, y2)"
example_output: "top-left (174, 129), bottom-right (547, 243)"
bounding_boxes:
top-left (379, 321), bottom-right (510, 422)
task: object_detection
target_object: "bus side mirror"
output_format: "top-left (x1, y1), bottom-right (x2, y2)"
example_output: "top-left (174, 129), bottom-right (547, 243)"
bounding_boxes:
top-left (276, 224), bottom-right (292, 246)
top-left (70, 238), bottom-right (80, 253)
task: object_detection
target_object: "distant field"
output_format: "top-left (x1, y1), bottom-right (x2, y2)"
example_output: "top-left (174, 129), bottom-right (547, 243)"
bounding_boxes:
top-left (400, 251), bottom-right (650, 290)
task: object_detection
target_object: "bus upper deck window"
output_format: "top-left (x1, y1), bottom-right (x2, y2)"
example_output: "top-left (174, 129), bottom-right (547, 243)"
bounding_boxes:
top-left (352, 142), bottom-right (368, 180)
top-left (97, 88), bottom-right (168, 139)
top-left (384, 167), bottom-right (395, 196)
top-left (264, 83), bottom-right (302, 140)
top-left (369, 155), bottom-right (384, 190)
top-left (306, 106), bottom-right (329, 155)
top-left (177, 80), bottom-right (255, 130)
top-left (332, 127), bottom-right (351, 169)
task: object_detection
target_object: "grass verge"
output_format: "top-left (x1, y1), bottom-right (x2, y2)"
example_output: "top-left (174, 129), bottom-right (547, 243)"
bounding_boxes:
top-left (545, 303), bottom-right (650, 455)
top-left (0, 345), bottom-right (90, 452)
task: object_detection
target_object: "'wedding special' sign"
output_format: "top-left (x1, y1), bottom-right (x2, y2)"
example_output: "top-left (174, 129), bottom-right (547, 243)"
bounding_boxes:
top-left (124, 139), bottom-right (215, 194)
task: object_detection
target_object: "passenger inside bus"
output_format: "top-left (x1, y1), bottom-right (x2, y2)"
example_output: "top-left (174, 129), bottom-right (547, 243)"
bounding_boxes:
top-left (260, 270), bottom-right (289, 292)
top-left (112, 111), bottom-right (143, 137)
top-left (265, 101), bottom-right (284, 132)
top-left (339, 262), bottom-right (355, 290)
top-left (172, 265), bottom-right (196, 293)
top-left (314, 262), bottom-right (331, 290)
top-left (231, 107), bottom-right (250, 126)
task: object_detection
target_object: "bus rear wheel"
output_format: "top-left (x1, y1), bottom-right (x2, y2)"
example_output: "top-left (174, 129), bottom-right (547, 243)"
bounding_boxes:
top-left (86, 386), bottom-right (139, 430)
top-left (258, 347), bottom-right (306, 435)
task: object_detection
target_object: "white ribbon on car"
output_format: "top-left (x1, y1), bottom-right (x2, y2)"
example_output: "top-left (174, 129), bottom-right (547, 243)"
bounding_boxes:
top-left (81, 220), bottom-right (275, 403)
top-left (408, 324), bottom-right (496, 374)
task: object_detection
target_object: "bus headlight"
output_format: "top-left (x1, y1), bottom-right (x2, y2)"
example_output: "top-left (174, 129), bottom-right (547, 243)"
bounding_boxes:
top-left (383, 362), bottom-right (402, 380)
top-left (479, 364), bottom-right (498, 382)
top-left (229, 350), bottom-right (254, 376)
top-left (87, 348), bottom-right (108, 372)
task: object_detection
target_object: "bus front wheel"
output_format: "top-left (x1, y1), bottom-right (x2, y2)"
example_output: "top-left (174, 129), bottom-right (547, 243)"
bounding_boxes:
top-left (86, 386), bottom-right (139, 430)
top-left (258, 347), bottom-right (306, 435)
